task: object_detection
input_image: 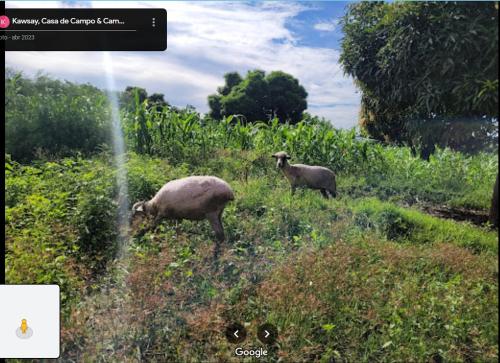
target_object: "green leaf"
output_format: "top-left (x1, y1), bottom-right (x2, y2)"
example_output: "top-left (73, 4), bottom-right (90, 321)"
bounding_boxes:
top-left (322, 324), bottom-right (336, 331)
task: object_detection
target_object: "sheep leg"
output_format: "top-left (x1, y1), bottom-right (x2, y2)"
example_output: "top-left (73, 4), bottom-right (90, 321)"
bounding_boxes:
top-left (320, 189), bottom-right (330, 199)
top-left (207, 212), bottom-right (225, 259)
top-left (150, 214), bottom-right (162, 229)
top-left (329, 178), bottom-right (337, 198)
top-left (291, 185), bottom-right (297, 196)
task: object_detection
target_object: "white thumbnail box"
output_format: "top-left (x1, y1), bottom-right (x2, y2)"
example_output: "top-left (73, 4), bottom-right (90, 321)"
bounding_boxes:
top-left (0, 285), bottom-right (60, 358)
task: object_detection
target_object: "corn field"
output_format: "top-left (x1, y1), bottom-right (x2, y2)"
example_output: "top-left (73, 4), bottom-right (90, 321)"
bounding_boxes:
top-left (121, 100), bottom-right (497, 210)
top-left (122, 100), bottom-right (385, 174)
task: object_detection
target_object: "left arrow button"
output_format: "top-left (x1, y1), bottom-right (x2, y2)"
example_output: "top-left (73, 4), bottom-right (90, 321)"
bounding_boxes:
top-left (225, 322), bottom-right (246, 343)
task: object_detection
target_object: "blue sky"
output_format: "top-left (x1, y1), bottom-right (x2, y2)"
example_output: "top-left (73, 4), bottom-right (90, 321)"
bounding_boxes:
top-left (5, 1), bottom-right (360, 128)
top-left (285, 2), bottom-right (348, 49)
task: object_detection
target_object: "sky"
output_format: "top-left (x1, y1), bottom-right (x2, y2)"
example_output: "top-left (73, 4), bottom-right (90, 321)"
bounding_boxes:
top-left (5, 1), bottom-right (360, 128)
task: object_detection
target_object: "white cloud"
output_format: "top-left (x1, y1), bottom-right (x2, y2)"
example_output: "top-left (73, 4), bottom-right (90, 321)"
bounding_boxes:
top-left (314, 19), bottom-right (339, 32)
top-left (5, 1), bottom-right (360, 128)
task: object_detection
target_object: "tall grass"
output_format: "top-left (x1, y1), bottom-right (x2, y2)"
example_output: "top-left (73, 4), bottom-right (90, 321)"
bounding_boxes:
top-left (122, 101), bottom-right (380, 173)
top-left (121, 101), bottom-right (498, 209)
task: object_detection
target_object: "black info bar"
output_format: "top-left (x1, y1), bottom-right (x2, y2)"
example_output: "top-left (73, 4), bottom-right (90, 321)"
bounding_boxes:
top-left (2, 8), bottom-right (167, 51)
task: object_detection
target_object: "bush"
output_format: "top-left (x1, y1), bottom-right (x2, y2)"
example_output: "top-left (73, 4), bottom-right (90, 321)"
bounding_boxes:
top-left (73, 188), bottom-right (118, 270)
top-left (5, 69), bottom-right (111, 161)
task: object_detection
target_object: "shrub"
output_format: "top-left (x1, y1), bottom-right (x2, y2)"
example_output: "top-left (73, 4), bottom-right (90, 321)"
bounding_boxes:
top-left (5, 69), bottom-right (111, 161)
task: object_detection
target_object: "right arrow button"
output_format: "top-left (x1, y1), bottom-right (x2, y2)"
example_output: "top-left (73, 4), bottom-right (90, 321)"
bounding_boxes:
top-left (257, 323), bottom-right (278, 344)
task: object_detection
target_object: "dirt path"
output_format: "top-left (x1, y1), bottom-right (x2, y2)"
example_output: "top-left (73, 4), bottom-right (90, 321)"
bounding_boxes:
top-left (421, 204), bottom-right (490, 227)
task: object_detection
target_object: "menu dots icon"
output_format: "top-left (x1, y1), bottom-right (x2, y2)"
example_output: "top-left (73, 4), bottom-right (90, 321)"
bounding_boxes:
top-left (16, 318), bottom-right (34, 339)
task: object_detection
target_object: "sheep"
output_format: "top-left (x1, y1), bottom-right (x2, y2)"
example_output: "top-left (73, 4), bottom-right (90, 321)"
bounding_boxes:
top-left (272, 151), bottom-right (336, 199)
top-left (131, 176), bottom-right (234, 257)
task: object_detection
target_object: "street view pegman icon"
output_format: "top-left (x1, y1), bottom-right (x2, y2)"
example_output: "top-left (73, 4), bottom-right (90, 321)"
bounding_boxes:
top-left (16, 318), bottom-right (34, 339)
top-left (21, 319), bottom-right (27, 334)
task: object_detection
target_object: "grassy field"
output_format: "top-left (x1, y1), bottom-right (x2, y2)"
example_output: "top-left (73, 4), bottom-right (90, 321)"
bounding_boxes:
top-left (5, 144), bottom-right (498, 362)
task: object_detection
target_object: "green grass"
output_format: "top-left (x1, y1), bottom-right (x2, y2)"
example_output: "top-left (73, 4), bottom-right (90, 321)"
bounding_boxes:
top-left (232, 239), bottom-right (498, 362)
top-left (5, 151), bottom-right (498, 362)
top-left (351, 198), bottom-right (498, 254)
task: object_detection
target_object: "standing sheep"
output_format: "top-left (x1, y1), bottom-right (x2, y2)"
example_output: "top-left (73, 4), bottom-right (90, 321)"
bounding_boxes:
top-left (132, 176), bottom-right (234, 257)
top-left (272, 151), bottom-right (336, 198)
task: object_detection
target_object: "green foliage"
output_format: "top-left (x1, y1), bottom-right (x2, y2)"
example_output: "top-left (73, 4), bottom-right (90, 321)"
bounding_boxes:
top-left (126, 155), bottom-right (172, 202)
top-left (266, 70), bottom-right (308, 123)
top-left (72, 178), bottom-right (117, 270)
top-left (120, 86), bottom-right (169, 113)
top-left (122, 101), bottom-right (497, 209)
top-left (119, 86), bottom-right (147, 111)
top-left (340, 2), bottom-right (498, 149)
top-left (5, 69), bottom-right (111, 161)
top-left (147, 93), bottom-right (169, 109)
top-left (6, 151), bottom-right (498, 362)
top-left (208, 69), bottom-right (308, 123)
top-left (5, 155), bottom-right (127, 302)
top-left (341, 146), bottom-right (498, 210)
top-left (122, 102), bottom-right (384, 173)
top-left (216, 71), bottom-right (243, 96)
top-left (353, 198), bottom-right (497, 253)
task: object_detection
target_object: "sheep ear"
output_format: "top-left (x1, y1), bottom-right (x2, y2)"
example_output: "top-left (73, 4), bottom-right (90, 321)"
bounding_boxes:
top-left (271, 154), bottom-right (277, 158)
top-left (286, 155), bottom-right (291, 159)
top-left (132, 202), bottom-right (146, 215)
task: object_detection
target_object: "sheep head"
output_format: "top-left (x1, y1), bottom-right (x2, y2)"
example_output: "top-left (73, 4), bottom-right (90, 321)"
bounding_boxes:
top-left (272, 151), bottom-right (291, 169)
top-left (132, 201), bottom-right (147, 216)
top-left (131, 201), bottom-right (153, 231)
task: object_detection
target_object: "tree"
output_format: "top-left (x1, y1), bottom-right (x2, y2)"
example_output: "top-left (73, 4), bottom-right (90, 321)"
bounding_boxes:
top-left (208, 94), bottom-right (222, 119)
top-left (208, 70), bottom-right (308, 124)
top-left (120, 87), bottom-right (170, 112)
top-left (120, 86), bottom-right (148, 110)
top-left (217, 72), bottom-right (243, 96)
top-left (148, 93), bottom-right (169, 109)
top-left (267, 71), bottom-right (308, 123)
top-left (340, 2), bottom-right (498, 153)
top-left (222, 70), bottom-right (269, 122)
top-left (5, 70), bottom-right (110, 161)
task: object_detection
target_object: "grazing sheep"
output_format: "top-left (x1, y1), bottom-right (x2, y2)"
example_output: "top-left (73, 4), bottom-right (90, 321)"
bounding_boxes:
top-left (132, 176), bottom-right (234, 256)
top-left (272, 151), bottom-right (336, 199)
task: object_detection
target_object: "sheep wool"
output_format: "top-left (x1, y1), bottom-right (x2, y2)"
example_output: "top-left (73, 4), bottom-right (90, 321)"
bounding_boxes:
top-left (132, 176), bottom-right (234, 256)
